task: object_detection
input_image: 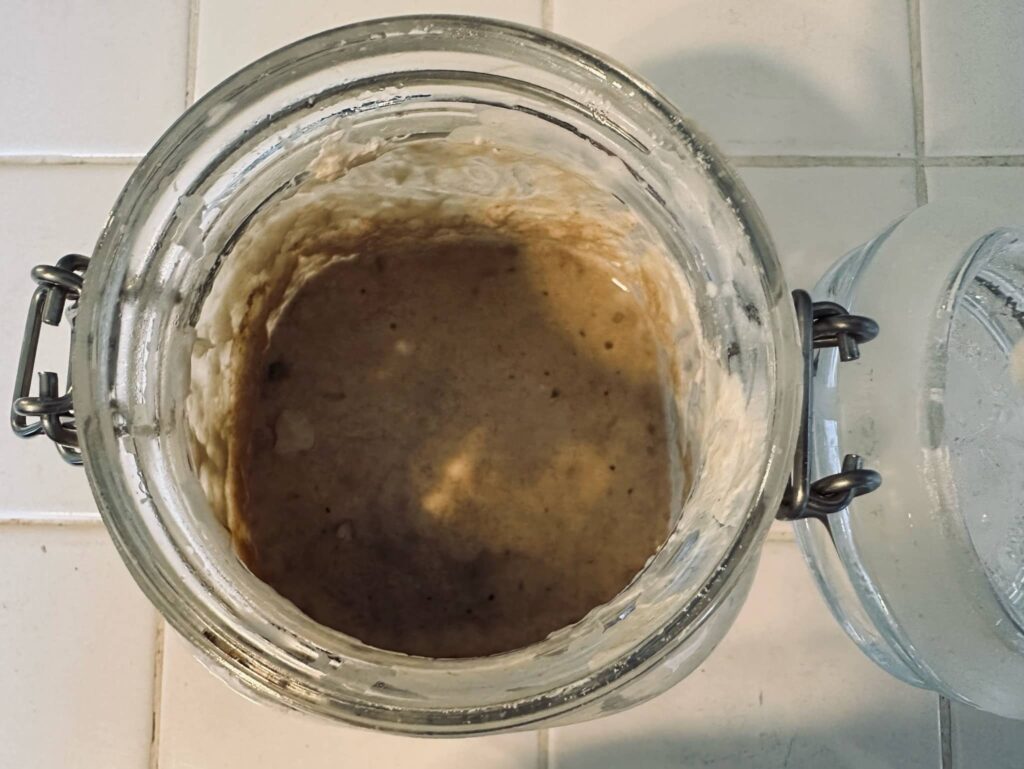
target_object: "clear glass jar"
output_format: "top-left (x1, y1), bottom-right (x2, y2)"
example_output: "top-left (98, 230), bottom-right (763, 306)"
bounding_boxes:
top-left (71, 16), bottom-right (800, 734)
top-left (797, 197), bottom-right (1024, 719)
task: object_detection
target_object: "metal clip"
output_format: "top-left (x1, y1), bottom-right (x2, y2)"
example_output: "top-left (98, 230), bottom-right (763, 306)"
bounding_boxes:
top-left (10, 254), bottom-right (90, 465)
top-left (777, 290), bottom-right (881, 524)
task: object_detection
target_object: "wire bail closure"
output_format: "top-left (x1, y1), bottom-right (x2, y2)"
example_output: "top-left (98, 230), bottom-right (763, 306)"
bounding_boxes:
top-left (777, 289), bottom-right (882, 524)
top-left (10, 254), bottom-right (90, 465)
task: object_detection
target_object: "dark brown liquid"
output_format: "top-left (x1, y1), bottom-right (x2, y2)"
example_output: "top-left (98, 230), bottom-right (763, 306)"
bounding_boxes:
top-left (233, 226), bottom-right (672, 657)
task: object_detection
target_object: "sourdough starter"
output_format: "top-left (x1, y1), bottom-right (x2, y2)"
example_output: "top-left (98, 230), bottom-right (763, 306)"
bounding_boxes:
top-left (190, 138), bottom-right (685, 657)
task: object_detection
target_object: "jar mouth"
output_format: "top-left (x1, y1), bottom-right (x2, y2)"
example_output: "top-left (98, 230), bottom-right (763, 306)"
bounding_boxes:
top-left (75, 15), bottom-right (800, 733)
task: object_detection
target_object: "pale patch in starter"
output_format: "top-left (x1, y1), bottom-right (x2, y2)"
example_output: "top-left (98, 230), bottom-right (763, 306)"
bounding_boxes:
top-left (274, 409), bottom-right (315, 455)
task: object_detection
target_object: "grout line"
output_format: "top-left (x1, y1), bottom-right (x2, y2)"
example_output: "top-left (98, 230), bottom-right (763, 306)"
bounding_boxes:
top-left (0, 154), bottom-right (142, 166)
top-left (149, 621), bottom-right (167, 769)
top-left (906, 0), bottom-right (928, 205)
top-left (540, 0), bottom-right (554, 31)
top-left (0, 513), bottom-right (101, 526)
top-left (915, 162), bottom-right (929, 206)
top-left (537, 728), bottom-right (550, 769)
top-left (938, 696), bottom-right (953, 769)
top-left (184, 0), bottom-right (201, 107)
top-left (922, 155), bottom-right (1024, 167)
top-left (731, 155), bottom-right (916, 168)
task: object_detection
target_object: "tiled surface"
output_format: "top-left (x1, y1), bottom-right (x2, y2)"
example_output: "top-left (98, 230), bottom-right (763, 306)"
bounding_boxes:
top-left (553, 0), bottom-right (915, 157)
top-left (550, 542), bottom-right (941, 769)
top-left (157, 629), bottom-right (539, 768)
top-left (950, 702), bottom-right (1024, 769)
top-left (194, 0), bottom-right (544, 96)
top-left (920, 0), bottom-right (1024, 155)
top-left (3, 0), bottom-right (1024, 767)
top-left (739, 166), bottom-right (919, 290)
top-left (0, 0), bottom-right (188, 155)
top-left (0, 164), bottom-right (135, 518)
top-left (0, 522), bottom-right (158, 769)
top-left (0, 164), bottom-right (136, 517)
top-left (926, 166), bottom-right (1024, 203)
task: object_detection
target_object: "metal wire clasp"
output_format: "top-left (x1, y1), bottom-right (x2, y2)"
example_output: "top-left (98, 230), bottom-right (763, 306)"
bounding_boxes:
top-left (777, 290), bottom-right (882, 523)
top-left (10, 254), bottom-right (90, 465)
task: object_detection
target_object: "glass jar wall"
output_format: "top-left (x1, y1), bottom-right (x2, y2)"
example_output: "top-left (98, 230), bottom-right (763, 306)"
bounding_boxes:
top-left (73, 16), bottom-right (800, 734)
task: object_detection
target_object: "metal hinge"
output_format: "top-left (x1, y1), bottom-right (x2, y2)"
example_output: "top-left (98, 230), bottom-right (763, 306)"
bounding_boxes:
top-left (10, 254), bottom-right (89, 465)
top-left (777, 289), bottom-right (882, 524)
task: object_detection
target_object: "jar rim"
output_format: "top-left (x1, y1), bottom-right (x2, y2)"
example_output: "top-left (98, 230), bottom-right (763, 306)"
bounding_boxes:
top-left (76, 14), bottom-right (800, 733)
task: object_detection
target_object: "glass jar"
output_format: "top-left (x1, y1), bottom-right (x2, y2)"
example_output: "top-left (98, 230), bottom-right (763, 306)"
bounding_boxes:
top-left (797, 197), bottom-right (1024, 720)
top-left (61, 16), bottom-right (799, 734)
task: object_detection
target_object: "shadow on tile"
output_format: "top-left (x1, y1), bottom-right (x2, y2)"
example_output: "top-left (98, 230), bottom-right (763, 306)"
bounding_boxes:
top-left (550, 542), bottom-right (940, 769)
top-left (552, 712), bottom-right (937, 769)
top-left (639, 48), bottom-right (894, 156)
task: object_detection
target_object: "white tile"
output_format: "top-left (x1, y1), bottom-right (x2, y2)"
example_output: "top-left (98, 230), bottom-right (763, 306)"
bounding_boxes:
top-left (767, 520), bottom-right (796, 540)
top-left (921, 0), bottom-right (1024, 155)
top-left (195, 0), bottom-right (544, 96)
top-left (0, 0), bottom-right (188, 155)
top-left (739, 166), bottom-right (919, 291)
top-left (0, 522), bottom-right (158, 769)
top-left (550, 541), bottom-right (940, 769)
top-left (158, 628), bottom-right (539, 769)
top-left (926, 166), bottom-right (1024, 203)
top-left (553, 0), bottom-right (914, 157)
top-left (0, 164), bottom-right (135, 517)
top-left (951, 702), bottom-right (1024, 768)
